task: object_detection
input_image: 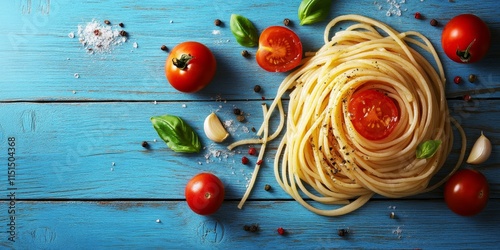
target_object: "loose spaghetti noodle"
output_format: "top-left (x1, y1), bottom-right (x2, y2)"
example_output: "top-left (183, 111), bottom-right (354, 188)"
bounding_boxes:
top-left (230, 14), bottom-right (466, 216)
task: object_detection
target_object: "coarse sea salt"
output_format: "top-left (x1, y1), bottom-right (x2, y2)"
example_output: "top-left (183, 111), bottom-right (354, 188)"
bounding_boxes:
top-left (77, 20), bottom-right (127, 53)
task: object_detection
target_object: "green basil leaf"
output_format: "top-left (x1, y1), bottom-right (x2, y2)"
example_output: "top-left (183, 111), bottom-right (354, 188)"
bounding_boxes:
top-left (151, 114), bottom-right (201, 153)
top-left (230, 14), bottom-right (259, 47)
top-left (416, 140), bottom-right (442, 159)
top-left (298, 0), bottom-right (333, 25)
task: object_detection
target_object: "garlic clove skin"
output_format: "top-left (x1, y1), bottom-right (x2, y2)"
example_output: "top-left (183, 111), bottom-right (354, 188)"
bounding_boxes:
top-left (204, 112), bottom-right (229, 143)
top-left (466, 131), bottom-right (492, 165)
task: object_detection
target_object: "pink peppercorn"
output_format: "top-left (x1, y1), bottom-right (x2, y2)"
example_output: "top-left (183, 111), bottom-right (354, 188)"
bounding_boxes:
top-left (241, 156), bottom-right (249, 165)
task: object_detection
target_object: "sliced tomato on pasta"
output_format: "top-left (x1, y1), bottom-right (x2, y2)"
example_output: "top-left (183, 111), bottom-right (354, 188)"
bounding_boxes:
top-left (348, 89), bottom-right (399, 140)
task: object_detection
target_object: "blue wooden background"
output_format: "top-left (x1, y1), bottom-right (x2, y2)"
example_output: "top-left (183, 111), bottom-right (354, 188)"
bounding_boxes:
top-left (1, 0), bottom-right (499, 249)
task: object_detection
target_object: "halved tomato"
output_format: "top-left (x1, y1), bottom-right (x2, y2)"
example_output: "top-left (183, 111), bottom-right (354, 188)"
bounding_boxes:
top-left (256, 26), bottom-right (302, 72)
top-left (347, 89), bottom-right (399, 140)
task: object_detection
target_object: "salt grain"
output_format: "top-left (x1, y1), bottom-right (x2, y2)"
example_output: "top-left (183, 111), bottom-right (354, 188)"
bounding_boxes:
top-left (133, 42), bottom-right (138, 48)
top-left (156, 219), bottom-right (161, 223)
top-left (74, 73), bottom-right (80, 78)
top-left (181, 104), bottom-right (187, 108)
top-left (77, 20), bottom-right (127, 53)
top-left (68, 32), bottom-right (75, 38)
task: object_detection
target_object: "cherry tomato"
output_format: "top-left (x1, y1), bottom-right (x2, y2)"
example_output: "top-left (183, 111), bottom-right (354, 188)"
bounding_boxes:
top-left (347, 89), bottom-right (399, 140)
top-left (444, 169), bottom-right (489, 216)
top-left (185, 172), bottom-right (225, 215)
top-left (441, 14), bottom-right (491, 63)
top-left (256, 26), bottom-right (302, 72)
top-left (165, 41), bottom-right (216, 93)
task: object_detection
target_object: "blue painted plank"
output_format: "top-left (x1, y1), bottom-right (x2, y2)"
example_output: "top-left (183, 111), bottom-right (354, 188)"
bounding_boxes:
top-left (1, 0), bottom-right (499, 101)
top-left (0, 100), bottom-right (498, 200)
top-left (1, 200), bottom-right (499, 249)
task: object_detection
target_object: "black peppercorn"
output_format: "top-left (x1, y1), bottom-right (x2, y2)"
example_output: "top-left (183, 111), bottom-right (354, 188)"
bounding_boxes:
top-left (430, 19), bottom-right (438, 26)
top-left (161, 45), bottom-right (168, 51)
top-left (264, 184), bottom-right (271, 191)
top-left (233, 108), bottom-right (241, 115)
top-left (104, 20), bottom-right (111, 25)
top-left (119, 30), bottom-right (128, 37)
top-left (118, 22), bottom-right (124, 27)
top-left (253, 85), bottom-right (262, 93)
top-left (468, 74), bottom-right (477, 83)
top-left (249, 224), bottom-right (259, 232)
top-left (283, 18), bottom-right (291, 26)
top-left (142, 141), bottom-right (150, 148)
top-left (241, 50), bottom-right (250, 58)
top-left (237, 115), bottom-right (245, 122)
top-left (214, 19), bottom-right (222, 26)
top-left (338, 229), bottom-right (348, 237)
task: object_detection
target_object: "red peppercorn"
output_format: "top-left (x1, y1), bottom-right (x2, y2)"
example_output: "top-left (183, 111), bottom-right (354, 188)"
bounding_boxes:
top-left (463, 94), bottom-right (472, 102)
top-left (257, 159), bottom-right (263, 165)
top-left (277, 227), bottom-right (285, 235)
top-left (248, 147), bottom-right (257, 155)
top-left (453, 76), bottom-right (462, 84)
top-left (414, 12), bottom-right (422, 19)
top-left (241, 156), bottom-right (249, 165)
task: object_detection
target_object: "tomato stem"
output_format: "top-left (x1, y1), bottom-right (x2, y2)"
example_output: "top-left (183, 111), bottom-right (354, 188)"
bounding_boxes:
top-left (172, 53), bottom-right (193, 70)
top-left (456, 39), bottom-right (476, 63)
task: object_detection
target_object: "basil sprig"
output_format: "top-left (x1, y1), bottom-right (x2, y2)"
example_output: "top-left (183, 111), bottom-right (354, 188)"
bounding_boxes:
top-left (230, 14), bottom-right (259, 47)
top-left (416, 140), bottom-right (442, 159)
top-left (298, 0), bottom-right (333, 25)
top-left (151, 114), bottom-right (201, 153)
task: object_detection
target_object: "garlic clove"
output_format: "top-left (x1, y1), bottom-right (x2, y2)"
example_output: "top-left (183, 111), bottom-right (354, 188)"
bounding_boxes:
top-left (204, 112), bottom-right (229, 143)
top-left (466, 131), bottom-right (492, 165)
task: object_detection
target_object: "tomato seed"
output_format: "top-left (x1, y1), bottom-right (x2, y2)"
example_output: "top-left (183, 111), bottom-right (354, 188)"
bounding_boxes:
top-left (453, 76), bottom-right (462, 84)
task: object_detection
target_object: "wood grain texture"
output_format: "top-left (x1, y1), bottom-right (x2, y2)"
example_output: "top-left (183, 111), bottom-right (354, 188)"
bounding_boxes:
top-left (1, 0), bottom-right (500, 101)
top-left (1, 0), bottom-right (500, 249)
top-left (0, 100), bottom-right (498, 200)
top-left (1, 200), bottom-right (499, 249)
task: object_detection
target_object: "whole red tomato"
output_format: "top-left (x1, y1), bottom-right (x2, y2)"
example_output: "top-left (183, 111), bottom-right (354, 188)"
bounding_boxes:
top-left (256, 26), bottom-right (302, 72)
top-left (441, 14), bottom-right (491, 63)
top-left (185, 172), bottom-right (225, 215)
top-left (165, 41), bottom-right (216, 93)
top-left (444, 169), bottom-right (489, 216)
